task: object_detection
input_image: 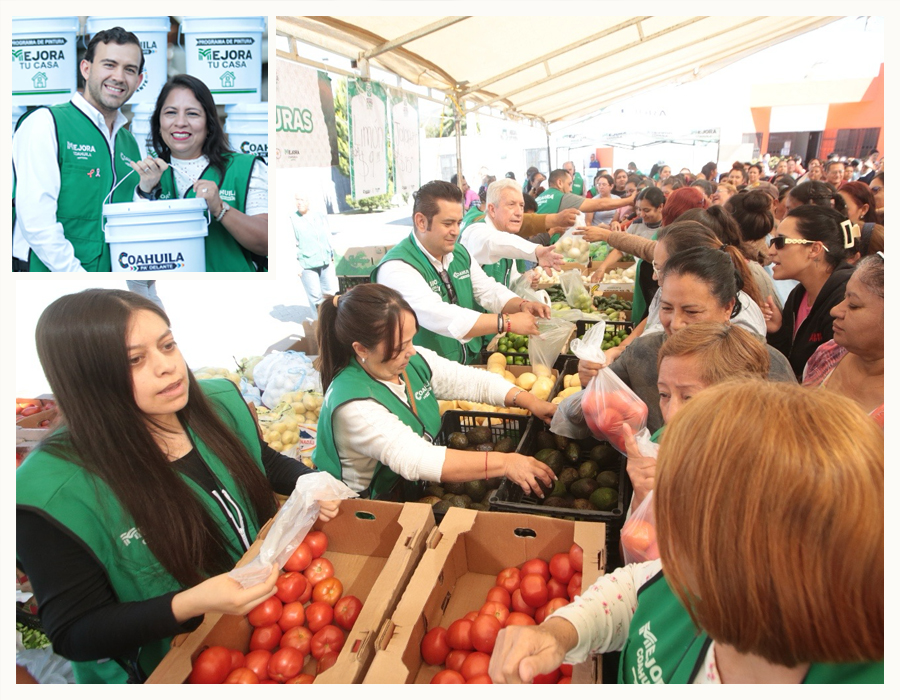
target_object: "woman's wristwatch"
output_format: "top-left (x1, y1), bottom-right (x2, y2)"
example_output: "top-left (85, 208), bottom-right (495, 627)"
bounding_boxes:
top-left (215, 201), bottom-right (230, 222)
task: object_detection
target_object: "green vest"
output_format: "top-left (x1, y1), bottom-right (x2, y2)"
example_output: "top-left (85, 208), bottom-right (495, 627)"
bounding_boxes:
top-left (312, 354), bottom-right (441, 499)
top-left (620, 572), bottom-right (883, 684)
top-left (588, 186), bottom-right (599, 197)
top-left (374, 232), bottom-right (484, 364)
top-left (460, 206), bottom-right (486, 233)
top-left (157, 153), bottom-right (260, 272)
top-left (16, 379), bottom-right (266, 683)
top-left (630, 230), bottom-right (659, 322)
top-left (535, 187), bottom-right (565, 215)
top-left (572, 172), bottom-right (584, 195)
top-left (14, 102), bottom-right (140, 272)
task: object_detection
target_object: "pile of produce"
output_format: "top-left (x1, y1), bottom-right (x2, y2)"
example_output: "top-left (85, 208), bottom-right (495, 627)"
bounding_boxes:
top-left (577, 323), bottom-right (630, 350)
top-left (420, 545), bottom-right (585, 683)
top-left (553, 235), bottom-right (591, 264)
top-left (188, 531), bottom-right (363, 684)
top-left (495, 333), bottom-right (529, 364)
top-left (192, 366), bottom-right (242, 386)
top-left (595, 266), bottom-right (635, 285)
top-left (591, 294), bottom-right (632, 321)
top-left (551, 374), bottom-right (582, 405)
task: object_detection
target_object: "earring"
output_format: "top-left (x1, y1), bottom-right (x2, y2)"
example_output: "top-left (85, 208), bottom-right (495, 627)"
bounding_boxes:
top-left (361, 356), bottom-right (367, 364)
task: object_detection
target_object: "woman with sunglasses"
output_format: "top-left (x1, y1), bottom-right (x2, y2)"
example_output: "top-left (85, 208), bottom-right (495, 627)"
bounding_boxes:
top-left (764, 205), bottom-right (855, 379)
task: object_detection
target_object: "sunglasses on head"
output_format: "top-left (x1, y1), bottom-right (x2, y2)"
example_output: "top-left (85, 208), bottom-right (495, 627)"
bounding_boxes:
top-left (770, 235), bottom-right (829, 253)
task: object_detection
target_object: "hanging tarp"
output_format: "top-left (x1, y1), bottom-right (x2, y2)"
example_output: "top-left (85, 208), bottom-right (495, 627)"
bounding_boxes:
top-left (274, 58), bottom-right (333, 168)
top-left (388, 89), bottom-right (420, 196)
top-left (347, 78), bottom-right (389, 198)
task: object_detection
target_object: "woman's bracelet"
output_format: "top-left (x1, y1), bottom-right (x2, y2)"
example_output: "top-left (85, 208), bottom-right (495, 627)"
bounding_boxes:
top-left (497, 313), bottom-right (503, 334)
top-left (519, 299), bottom-right (527, 312)
top-left (510, 388), bottom-right (525, 407)
top-left (504, 314), bottom-right (511, 333)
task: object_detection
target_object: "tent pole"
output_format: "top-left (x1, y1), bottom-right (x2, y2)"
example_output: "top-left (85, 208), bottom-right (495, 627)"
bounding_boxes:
top-left (545, 122), bottom-right (552, 172)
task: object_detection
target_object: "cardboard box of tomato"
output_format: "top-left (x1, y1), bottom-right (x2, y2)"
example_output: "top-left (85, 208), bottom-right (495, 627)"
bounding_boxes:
top-left (362, 507), bottom-right (606, 684)
top-left (148, 499), bottom-right (434, 684)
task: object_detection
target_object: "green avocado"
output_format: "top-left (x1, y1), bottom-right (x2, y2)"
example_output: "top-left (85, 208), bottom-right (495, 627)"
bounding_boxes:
top-left (433, 500), bottom-right (452, 516)
top-left (418, 496), bottom-right (442, 505)
top-left (424, 483), bottom-right (445, 499)
top-left (494, 436), bottom-right (516, 453)
top-left (553, 433), bottom-right (570, 451)
top-left (565, 442), bottom-right (581, 465)
top-left (468, 502), bottom-right (489, 511)
top-left (449, 494), bottom-right (473, 509)
top-left (467, 426), bottom-right (493, 445)
top-left (543, 496), bottom-right (570, 509)
top-left (577, 460), bottom-right (599, 480)
top-left (573, 498), bottom-right (595, 510)
top-left (589, 443), bottom-right (619, 466)
top-left (442, 482), bottom-right (466, 495)
top-left (465, 480), bottom-right (488, 502)
top-left (589, 487), bottom-right (619, 511)
top-left (559, 467), bottom-right (579, 488)
top-left (550, 479), bottom-right (568, 498)
top-left (570, 477), bottom-right (600, 499)
top-left (597, 470), bottom-right (619, 488)
top-left (534, 448), bottom-right (565, 475)
top-left (535, 431), bottom-right (557, 452)
top-left (447, 432), bottom-right (469, 450)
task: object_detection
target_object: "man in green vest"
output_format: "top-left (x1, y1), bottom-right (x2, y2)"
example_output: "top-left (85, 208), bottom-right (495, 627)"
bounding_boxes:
top-left (460, 178), bottom-right (563, 286)
top-left (536, 169), bottom-right (636, 242)
top-left (13, 27), bottom-right (145, 272)
top-left (374, 180), bottom-right (551, 365)
top-left (563, 161), bottom-right (585, 195)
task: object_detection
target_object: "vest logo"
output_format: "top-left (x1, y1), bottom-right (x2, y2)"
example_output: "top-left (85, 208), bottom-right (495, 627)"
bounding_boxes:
top-left (120, 152), bottom-right (134, 164)
top-left (219, 189), bottom-right (236, 202)
top-left (631, 622), bottom-right (664, 684)
top-left (452, 269), bottom-right (471, 281)
top-left (118, 251), bottom-right (186, 272)
top-left (414, 381), bottom-right (433, 401)
top-left (808, 332), bottom-right (823, 343)
top-left (240, 141), bottom-right (268, 157)
top-left (428, 279), bottom-right (442, 294)
top-left (119, 527), bottom-right (145, 546)
top-left (68, 141), bottom-right (96, 161)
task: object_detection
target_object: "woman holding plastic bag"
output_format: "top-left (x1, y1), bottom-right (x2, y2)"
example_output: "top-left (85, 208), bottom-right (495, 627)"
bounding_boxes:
top-left (312, 284), bottom-right (557, 501)
top-left (15, 290), bottom-right (341, 683)
top-left (490, 380), bottom-right (884, 684)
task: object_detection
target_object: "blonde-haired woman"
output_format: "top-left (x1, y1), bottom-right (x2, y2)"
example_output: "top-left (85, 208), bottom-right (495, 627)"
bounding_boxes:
top-left (489, 380), bottom-right (883, 684)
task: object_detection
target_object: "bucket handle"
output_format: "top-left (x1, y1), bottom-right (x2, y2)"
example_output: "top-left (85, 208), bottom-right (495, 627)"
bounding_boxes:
top-left (177, 21), bottom-right (183, 48)
top-left (101, 168), bottom-right (138, 234)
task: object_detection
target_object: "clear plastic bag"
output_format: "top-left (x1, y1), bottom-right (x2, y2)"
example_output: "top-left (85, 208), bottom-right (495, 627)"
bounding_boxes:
top-left (621, 489), bottom-right (659, 564)
top-left (549, 390), bottom-right (592, 440)
top-left (15, 640), bottom-right (75, 684)
top-left (230, 472), bottom-right (358, 587)
top-left (581, 366), bottom-right (649, 454)
top-left (253, 351), bottom-right (321, 408)
top-left (240, 377), bottom-right (263, 408)
top-left (510, 273), bottom-right (551, 306)
top-left (528, 317), bottom-right (576, 376)
top-left (568, 319), bottom-right (608, 364)
top-left (559, 268), bottom-right (595, 314)
top-left (554, 227), bottom-right (590, 263)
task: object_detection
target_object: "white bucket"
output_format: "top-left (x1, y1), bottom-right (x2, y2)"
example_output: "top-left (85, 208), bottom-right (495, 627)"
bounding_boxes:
top-left (225, 103), bottom-right (268, 160)
top-left (104, 199), bottom-right (210, 272)
top-left (182, 17), bottom-right (265, 104)
top-left (11, 17), bottom-right (79, 106)
top-left (13, 106), bottom-right (27, 140)
top-left (85, 17), bottom-right (172, 106)
top-left (128, 103), bottom-right (157, 159)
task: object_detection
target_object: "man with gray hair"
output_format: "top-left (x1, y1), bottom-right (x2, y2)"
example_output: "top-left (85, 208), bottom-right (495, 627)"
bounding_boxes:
top-left (460, 179), bottom-right (564, 286)
top-left (563, 161), bottom-right (585, 195)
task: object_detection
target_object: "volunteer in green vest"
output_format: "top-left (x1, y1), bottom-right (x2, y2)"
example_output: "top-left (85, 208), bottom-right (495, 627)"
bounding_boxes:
top-left (312, 283), bottom-right (557, 500)
top-left (12, 27), bottom-right (144, 272)
top-left (374, 180), bottom-right (551, 365)
top-left (535, 169), bottom-right (634, 243)
top-left (460, 178), bottom-right (563, 286)
top-left (563, 161), bottom-right (584, 195)
top-left (129, 74), bottom-right (268, 272)
top-left (15, 289), bottom-right (341, 683)
top-left (489, 380), bottom-right (883, 684)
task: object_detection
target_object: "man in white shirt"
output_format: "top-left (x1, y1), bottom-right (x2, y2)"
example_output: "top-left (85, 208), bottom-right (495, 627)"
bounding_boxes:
top-left (374, 180), bottom-right (551, 365)
top-left (13, 27), bottom-right (144, 271)
top-left (460, 178), bottom-right (563, 287)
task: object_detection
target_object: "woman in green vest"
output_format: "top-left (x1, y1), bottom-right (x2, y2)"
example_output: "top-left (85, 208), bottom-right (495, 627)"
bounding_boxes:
top-left (129, 74), bottom-right (267, 272)
top-left (312, 283), bottom-right (557, 501)
top-left (16, 290), bottom-right (339, 683)
top-left (489, 380), bottom-right (883, 684)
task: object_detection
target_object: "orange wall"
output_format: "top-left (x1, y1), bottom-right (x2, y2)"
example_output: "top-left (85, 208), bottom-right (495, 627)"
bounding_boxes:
top-left (750, 107), bottom-right (772, 154)
top-left (596, 147), bottom-right (614, 168)
top-left (820, 63), bottom-right (884, 158)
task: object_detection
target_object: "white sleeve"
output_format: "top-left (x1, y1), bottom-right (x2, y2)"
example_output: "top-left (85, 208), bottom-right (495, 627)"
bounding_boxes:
top-left (470, 258), bottom-right (519, 314)
top-left (734, 291), bottom-right (766, 336)
top-left (244, 158), bottom-right (268, 217)
top-left (13, 110), bottom-right (85, 272)
top-left (417, 346), bottom-right (513, 407)
top-left (461, 223), bottom-right (538, 265)
top-left (549, 560), bottom-right (663, 661)
top-left (332, 399), bottom-right (446, 488)
top-left (375, 259), bottom-right (484, 341)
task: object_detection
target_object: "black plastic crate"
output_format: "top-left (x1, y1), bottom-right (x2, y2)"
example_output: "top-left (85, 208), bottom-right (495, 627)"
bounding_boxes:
top-left (574, 318), bottom-right (634, 338)
top-left (489, 425), bottom-right (631, 523)
top-left (435, 410), bottom-right (533, 451)
top-left (337, 275), bottom-right (370, 293)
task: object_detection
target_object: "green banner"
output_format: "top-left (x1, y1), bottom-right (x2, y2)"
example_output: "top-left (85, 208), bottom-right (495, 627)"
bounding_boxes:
top-left (347, 78), bottom-right (389, 199)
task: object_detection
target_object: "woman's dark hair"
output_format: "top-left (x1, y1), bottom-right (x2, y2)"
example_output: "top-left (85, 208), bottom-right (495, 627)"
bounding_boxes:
top-left (788, 180), bottom-right (847, 216)
top-left (523, 192), bottom-right (538, 213)
top-left (690, 179), bottom-right (716, 198)
top-left (657, 220), bottom-right (762, 307)
top-left (635, 185), bottom-right (666, 209)
top-left (661, 247), bottom-right (743, 316)
top-left (34, 290), bottom-right (276, 587)
top-left (674, 207), bottom-right (742, 248)
top-left (772, 174), bottom-right (797, 190)
top-left (412, 180), bottom-right (463, 229)
top-left (838, 181), bottom-right (879, 224)
top-left (595, 173), bottom-right (614, 186)
top-left (316, 284), bottom-right (419, 392)
top-left (700, 162), bottom-right (717, 179)
top-left (727, 189), bottom-right (775, 242)
top-left (151, 74), bottom-right (233, 175)
top-left (627, 173), bottom-right (644, 186)
top-left (661, 176), bottom-right (684, 191)
top-left (648, 164), bottom-right (661, 180)
top-left (783, 204), bottom-right (849, 267)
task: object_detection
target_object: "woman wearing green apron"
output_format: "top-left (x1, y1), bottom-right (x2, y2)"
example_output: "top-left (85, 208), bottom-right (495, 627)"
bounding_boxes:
top-left (489, 380), bottom-right (883, 684)
top-left (312, 283), bottom-right (557, 501)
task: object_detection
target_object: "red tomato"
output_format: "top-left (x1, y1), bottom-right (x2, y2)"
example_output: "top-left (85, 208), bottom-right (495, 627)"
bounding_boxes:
top-left (569, 543), bottom-right (583, 572)
top-left (243, 649), bottom-right (272, 681)
top-left (304, 531), bottom-right (329, 558)
top-left (446, 619), bottom-right (474, 650)
top-left (249, 623), bottom-right (282, 652)
top-left (333, 595), bottom-right (363, 631)
top-left (431, 669), bottom-right (466, 684)
top-left (470, 614), bottom-right (502, 654)
top-left (560, 663), bottom-right (573, 677)
top-left (247, 596), bottom-right (282, 628)
top-left (310, 624), bottom-right (345, 660)
top-left (229, 649), bottom-right (245, 671)
top-left (280, 626), bottom-right (313, 657)
top-left (533, 667), bottom-right (561, 684)
top-left (278, 601), bottom-right (306, 631)
top-left (21, 405), bottom-right (40, 417)
top-left (268, 646), bottom-right (305, 683)
top-left (496, 567), bottom-right (521, 594)
top-left (505, 612), bottom-right (536, 627)
top-left (444, 649), bottom-right (469, 672)
top-left (484, 586), bottom-right (511, 608)
top-left (285, 673), bottom-right (315, 684)
top-left (275, 571), bottom-right (308, 603)
top-left (547, 577), bottom-right (568, 601)
top-left (317, 651), bottom-right (339, 675)
top-left (304, 557), bottom-right (335, 586)
top-left (511, 589), bottom-right (536, 616)
top-left (520, 558), bottom-right (550, 582)
top-left (189, 646), bottom-right (232, 684)
top-left (519, 573), bottom-right (549, 609)
top-left (312, 576), bottom-right (343, 606)
top-left (549, 552), bottom-right (575, 584)
top-left (467, 674), bottom-right (493, 684)
top-left (224, 668), bottom-right (259, 684)
top-left (283, 543), bottom-right (312, 573)
top-left (535, 597), bottom-right (569, 624)
top-left (558, 676), bottom-right (571, 684)
top-left (305, 601), bottom-right (334, 633)
top-left (459, 651), bottom-right (491, 680)
top-left (421, 627), bottom-right (451, 666)
top-left (298, 576), bottom-right (313, 604)
top-left (479, 601), bottom-right (510, 626)
top-left (463, 611), bottom-right (479, 622)
top-left (567, 573), bottom-right (583, 600)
